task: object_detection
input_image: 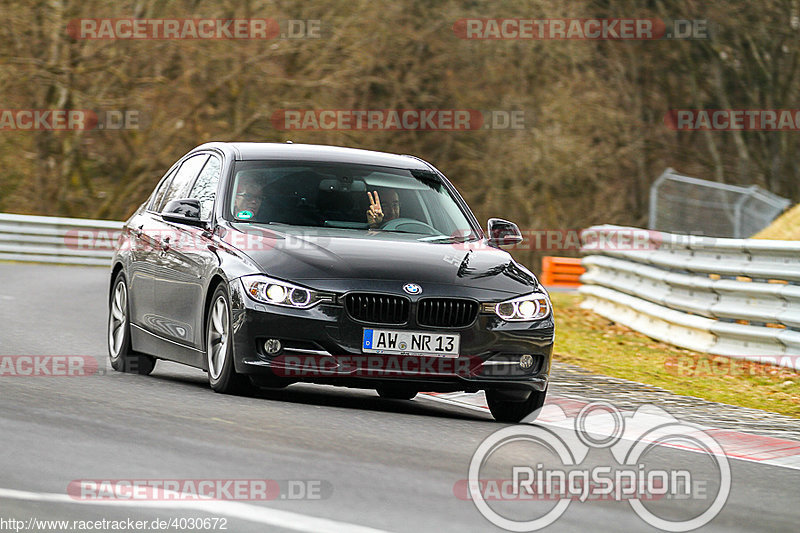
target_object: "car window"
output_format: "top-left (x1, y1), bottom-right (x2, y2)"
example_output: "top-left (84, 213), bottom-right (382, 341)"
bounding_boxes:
top-left (189, 155), bottom-right (221, 221)
top-left (226, 160), bottom-right (480, 241)
top-left (149, 166), bottom-right (178, 212)
top-left (156, 154), bottom-right (210, 212)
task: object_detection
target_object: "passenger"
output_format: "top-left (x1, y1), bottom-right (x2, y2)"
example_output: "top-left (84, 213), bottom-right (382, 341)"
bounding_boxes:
top-left (233, 175), bottom-right (264, 220)
top-left (366, 190), bottom-right (401, 227)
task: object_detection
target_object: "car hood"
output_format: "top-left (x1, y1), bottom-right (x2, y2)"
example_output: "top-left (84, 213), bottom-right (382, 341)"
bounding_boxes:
top-left (224, 223), bottom-right (541, 296)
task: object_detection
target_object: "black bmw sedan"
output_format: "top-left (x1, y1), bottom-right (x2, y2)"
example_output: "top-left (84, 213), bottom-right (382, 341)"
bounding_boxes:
top-left (108, 142), bottom-right (554, 422)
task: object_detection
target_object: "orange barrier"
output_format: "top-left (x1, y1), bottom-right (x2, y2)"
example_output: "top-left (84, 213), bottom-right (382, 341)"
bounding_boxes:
top-left (540, 256), bottom-right (585, 288)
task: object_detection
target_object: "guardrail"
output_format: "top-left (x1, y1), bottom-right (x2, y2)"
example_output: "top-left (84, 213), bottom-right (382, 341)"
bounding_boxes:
top-left (579, 225), bottom-right (800, 368)
top-left (0, 213), bottom-right (121, 266)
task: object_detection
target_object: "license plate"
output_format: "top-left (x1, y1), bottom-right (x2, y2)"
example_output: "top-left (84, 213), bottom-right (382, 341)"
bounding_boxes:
top-left (362, 328), bottom-right (460, 358)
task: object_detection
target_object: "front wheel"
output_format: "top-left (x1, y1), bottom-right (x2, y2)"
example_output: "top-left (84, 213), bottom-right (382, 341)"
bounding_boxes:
top-left (486, 389), bottom-right (547, 423)
top-left (108, 272), bottom-right (156, 375)
top-left (206, 284), bottom-right (252, 395)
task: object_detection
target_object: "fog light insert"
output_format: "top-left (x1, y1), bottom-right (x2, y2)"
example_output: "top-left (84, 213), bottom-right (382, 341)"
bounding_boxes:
top-left (263, 339), bottom-right (282, 356)
top-left (519, 354), bottom-right (534, 370)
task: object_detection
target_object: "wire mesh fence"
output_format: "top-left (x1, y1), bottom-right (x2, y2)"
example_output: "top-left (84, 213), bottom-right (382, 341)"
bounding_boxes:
top-left (648, 168), bottom-right (791, 238)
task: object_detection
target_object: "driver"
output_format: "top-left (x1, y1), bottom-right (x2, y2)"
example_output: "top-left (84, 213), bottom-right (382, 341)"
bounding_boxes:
top-left (366, 189), bottom-right (400, 227)
top-left (233, 174), bottom-right (265, 220)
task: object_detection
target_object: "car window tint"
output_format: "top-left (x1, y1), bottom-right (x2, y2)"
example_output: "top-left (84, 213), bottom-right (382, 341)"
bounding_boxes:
top-left (149, 167), bottom-right (178, 211)
top-left (189, 155), bottom-right (221, 220)
top-left (157, 154), bottom-right (209, 212)
top-left (226, 160), bottom-right (479, 240)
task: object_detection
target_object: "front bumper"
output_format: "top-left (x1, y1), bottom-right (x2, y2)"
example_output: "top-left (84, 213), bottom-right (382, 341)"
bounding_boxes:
top-left (229, 280), bottom-right (554, 393)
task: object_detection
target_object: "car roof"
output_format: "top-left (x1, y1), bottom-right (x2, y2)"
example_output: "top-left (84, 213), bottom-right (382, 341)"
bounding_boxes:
top-left (192, 142), bottom-right (434, 170)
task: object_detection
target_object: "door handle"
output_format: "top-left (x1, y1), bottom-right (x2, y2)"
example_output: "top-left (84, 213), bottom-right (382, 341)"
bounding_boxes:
top-left (160, 236), bottom-right (171, 252)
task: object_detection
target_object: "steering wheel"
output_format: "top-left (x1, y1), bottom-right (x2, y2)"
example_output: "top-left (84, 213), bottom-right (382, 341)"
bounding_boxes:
top-left (379, 217), bottom-right (440, 235)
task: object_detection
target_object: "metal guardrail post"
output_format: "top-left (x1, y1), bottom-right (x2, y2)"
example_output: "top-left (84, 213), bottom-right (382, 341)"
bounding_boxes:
top-left (647, 168), bottom-right (673, 231)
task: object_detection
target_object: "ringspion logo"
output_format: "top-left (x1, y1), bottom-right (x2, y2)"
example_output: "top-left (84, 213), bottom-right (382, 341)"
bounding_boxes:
top-left (463, 402), bottom-right (730, 531)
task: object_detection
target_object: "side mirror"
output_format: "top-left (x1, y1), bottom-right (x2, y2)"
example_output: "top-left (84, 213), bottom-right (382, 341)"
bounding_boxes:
top-left (162, 198), bottom-right (206, 228)
top-left (487, 218), bottom-right (523, 246)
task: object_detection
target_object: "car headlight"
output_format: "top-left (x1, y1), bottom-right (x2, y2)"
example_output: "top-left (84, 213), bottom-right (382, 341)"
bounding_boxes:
top-left (482, 292), bottom-right (551, 321)
top-left (240, 275), bottom-right (333, 309)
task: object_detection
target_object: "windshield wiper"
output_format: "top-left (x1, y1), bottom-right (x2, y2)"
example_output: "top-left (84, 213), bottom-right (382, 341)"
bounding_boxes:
top-left (378, 229), bottom-right (429, 235)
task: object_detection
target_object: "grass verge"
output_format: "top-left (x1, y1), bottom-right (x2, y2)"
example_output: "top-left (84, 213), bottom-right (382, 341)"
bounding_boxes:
top-left (551, 292), bottom-right (800, 418)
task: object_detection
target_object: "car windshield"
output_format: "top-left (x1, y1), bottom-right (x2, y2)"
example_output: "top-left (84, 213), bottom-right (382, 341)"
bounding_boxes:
top-left (227, 160), bottom-right (479, 241)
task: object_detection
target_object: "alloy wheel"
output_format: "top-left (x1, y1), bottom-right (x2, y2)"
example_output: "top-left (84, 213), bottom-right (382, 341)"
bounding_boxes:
top-left (207, 295), bottom-right (230, 380)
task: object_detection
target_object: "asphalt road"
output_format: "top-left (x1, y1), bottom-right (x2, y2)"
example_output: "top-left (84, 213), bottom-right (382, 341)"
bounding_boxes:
top-left (0, 263), bottom-right (797, 532)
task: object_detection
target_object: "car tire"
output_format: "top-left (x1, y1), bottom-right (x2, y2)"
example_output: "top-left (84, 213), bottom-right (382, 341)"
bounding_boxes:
top-left (376, 386), bottom-right (418, 400)
top-left (486, 389), bottom-right (547, 423)
top-left (108, 272), bottom-right (156, 375)
top-left (206, 284), bottom-right (252, 395)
